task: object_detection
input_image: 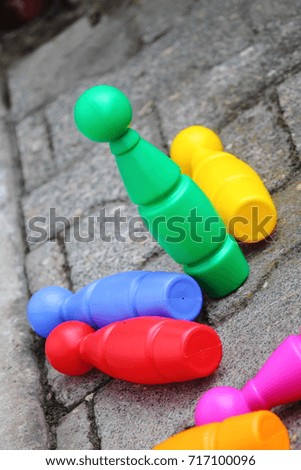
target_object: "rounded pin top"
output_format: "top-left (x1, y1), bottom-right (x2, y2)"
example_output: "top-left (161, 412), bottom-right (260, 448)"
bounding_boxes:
top-left (74, 85), bottom-right (132, 142)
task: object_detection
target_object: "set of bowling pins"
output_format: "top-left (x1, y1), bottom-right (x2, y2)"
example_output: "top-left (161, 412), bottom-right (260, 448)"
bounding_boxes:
top-left (26, 85), bottom-right (298, 450)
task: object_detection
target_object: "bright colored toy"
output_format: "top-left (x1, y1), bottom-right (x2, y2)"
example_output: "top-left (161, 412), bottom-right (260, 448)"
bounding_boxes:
top-left (45, 317), bottom-right (222, 384)
top-left (153, 410), bottom-right (290, 450)
top-left (195, 332), bottom-right (301, 425)
top-left (170, 126), bottom-right (277, 243)
top-left (27, 271), bottom-right (203, 338)
top-left (74, 85), bottom-right (249, 298)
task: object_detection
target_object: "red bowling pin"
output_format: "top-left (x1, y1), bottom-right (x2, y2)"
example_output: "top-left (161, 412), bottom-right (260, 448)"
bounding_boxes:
top-left (46, 317), bottom-right (222, 384)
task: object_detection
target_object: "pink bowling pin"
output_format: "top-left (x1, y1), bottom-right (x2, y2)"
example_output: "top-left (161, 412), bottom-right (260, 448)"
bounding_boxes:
top-left (195, 332), bottom-right (301, 425)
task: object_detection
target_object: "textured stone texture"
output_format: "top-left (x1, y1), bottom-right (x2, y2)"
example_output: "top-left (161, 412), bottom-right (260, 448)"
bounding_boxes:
top-left (158, 18), bottom-right (301, 144)
top-left (22, 146), bottom-right (128, 247)
top-left (0, 120), bottom-right (48, 449)
top-left (131, 0), bottom-right (254, 91)
top-left (16, 112), bottom-right (55, 193)
top-left (278, 402), bottom-right (301, 450)
top-left (25, 240), bottom-right (69, 294)
top-left (8, 14), bottom-right (139, 120)
top-left (47, 362), bottom-right (110, 409)
top-left (141, 250), bottom-right (181, 274)
top-left (278, 72), bottom-right (301, 159)
top-left (57, 402), bottom-right (94, 450)
top-left (220, 97), bottom-right (293, 192)
top-left (133, 0), bottom-right (195, 44)
top-left (0, 81), bottom-right (6, 119)
top-left (249, 0), bottom-right (301, 32)
top-left (94, 379), bottom-right (207, 450)
top-left (65, 201), bottom-right (161, 291)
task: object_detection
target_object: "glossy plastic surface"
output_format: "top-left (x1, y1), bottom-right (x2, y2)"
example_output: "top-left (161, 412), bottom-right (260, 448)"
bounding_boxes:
top-left (195, 334), bottom-right (301, 425)
top-left (170, 126), bottom-right (277, 243)
top-left (45, 317), bottom-right (222, 384)
top-left (27, 271), bottom-right (203, 337)
top-left (74, 86), bottom-right (249, 298)
top-left (153, 411), bottom-right (290, 450)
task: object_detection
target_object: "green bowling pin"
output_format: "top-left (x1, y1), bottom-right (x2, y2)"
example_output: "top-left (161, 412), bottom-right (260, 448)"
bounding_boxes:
top-left (74, 85), bottom-right (249, 298)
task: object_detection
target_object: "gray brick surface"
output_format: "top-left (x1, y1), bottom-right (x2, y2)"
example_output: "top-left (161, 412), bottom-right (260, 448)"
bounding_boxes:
top-left (249, 1), bottom-right (301, 32)
top-left (158, 18), bottom-right (301, 143)
top-left (65, 201), bottom-right (161, 291)
top-left (278, 72), bottom-right (301, 159)
top-left (8, 14), bottom-right (138, 120)
top-left (220, 98), bottom-right (292, 192)
top-left (0, 120), bottom-right (48, 449)
top-left (47, 362), bottom-right (110, 409)
top-left (141, 250), bottom-right (181, 274)
top-left (0, 82), bottom-right (6, 119)
top-left (16, 112), bottom-right (55, 193)
top-left (94, 380), bottom-right (204, 450)
top-left (22, 146), bottom-right (128, 247)
top-left (133, 0), bottom-right (195, 44)
top-left (57, 402), bottom-right (94, 450)
top-left (25, 240), bottom-right (69, 294)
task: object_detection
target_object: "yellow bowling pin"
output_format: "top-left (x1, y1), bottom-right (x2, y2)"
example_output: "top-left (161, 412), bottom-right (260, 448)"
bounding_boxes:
top-left (170, 126), bottom-right (277, 243)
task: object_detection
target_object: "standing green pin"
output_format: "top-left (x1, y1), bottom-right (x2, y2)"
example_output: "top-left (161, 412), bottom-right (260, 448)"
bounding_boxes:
top-left (74, 85), bottom-right (249, 298)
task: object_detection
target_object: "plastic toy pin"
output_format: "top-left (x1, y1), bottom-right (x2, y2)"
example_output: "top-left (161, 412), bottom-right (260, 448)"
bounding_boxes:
top-left (45, 317), bottom-right (222, 384)
top-left (27, 271), bottom-right (203, 337)
top-left (74, 85), bottom-right (249, 298)
top-left (153, 411), bottom-right (290, 450)
top-left (195, 332), bottom-right (301, 425)
top-left (170, 126), bottom-right (277, 243)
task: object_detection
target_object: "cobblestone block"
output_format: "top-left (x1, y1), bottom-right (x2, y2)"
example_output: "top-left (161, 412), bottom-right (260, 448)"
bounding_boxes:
top-left (0, 120), bottom-right (48, 449)
top-left (278, 71), bottom-right (301, 159)
top-left (65, 201), bottom-right (161, 291)
top-left (158, 43), bottom-right (269, 142)
top-left (22, 147), bottom-right (128, 247)
top-left (130, 0), bottom-right (254, 98)
top-left (25, 240), bottom-right (69, 294)
top-left (133, 0), bottom-right (199, 44)
top-left (57, 402), bottom-right (94, 450)
top-left (94, 379), bottom-right (210, 450)
top-left (249, 1), bottom-right (301, 32)
top-left (220, 98), bottom-right (292, 192)
top-left (158, 19), bottom-right (301, 144)
top-left (47, 362), bottom-right (110, 409)
top-left (0, 80), bottom-right (6, 119)
top-left (16, 113), bottom-right (55, 193)
top-left (141, 250), bottom-right (181, 274)
top-left (8, 14), bottom-right (139, 120)
top-left (277, 403), bottom-right (301, 450)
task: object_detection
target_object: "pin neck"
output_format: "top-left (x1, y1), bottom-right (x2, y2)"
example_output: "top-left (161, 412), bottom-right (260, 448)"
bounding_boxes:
top-left (110, 129), bottom-right (141, 156)
top-left (242, 379), bottom-right (270, 411)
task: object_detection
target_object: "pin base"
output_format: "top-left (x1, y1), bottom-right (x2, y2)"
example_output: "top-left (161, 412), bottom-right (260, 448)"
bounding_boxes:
top-left (184, 235), bottom-right (249, 298)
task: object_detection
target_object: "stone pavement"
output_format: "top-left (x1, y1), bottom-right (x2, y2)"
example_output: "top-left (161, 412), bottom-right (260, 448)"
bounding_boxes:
top-left (0, 0), bottom-right (301, 450)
